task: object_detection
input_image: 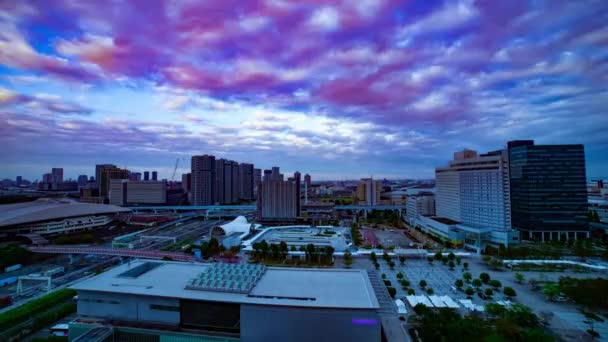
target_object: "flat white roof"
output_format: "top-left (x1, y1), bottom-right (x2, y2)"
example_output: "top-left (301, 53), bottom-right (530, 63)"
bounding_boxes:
top-left (71, 260), bottom-right (379, 310)
top-left (0, 198), bottom-right (130, 227)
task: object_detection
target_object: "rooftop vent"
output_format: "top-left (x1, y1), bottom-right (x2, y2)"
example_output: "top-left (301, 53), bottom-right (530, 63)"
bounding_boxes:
top-left (185, 263), bottom-right (266, 294)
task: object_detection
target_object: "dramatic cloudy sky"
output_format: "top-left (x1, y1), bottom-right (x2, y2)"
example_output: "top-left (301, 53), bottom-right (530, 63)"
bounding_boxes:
top-left (1, 0), bottom-right (607, 181)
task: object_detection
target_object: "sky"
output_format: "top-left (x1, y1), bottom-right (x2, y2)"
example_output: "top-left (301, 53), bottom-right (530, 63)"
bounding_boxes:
top-left (1, 0), bottom-right (607, 181)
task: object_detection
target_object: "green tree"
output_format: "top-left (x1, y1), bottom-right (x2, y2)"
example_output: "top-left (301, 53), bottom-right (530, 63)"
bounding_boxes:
top-left (456, 256), bottom-right (462, 265)
top-left (448, 252), bottom-right (456, 261)
top-left (463, 272), bottom-right (472, 282)
top-left (489, 280), bottom-right (502, 289)
top-left (408, 288), bottom-right (415, 295)
top-left (434, 251), bottom-right (443, 260)
top-left (419, 280), bottom-right (427, 288)
top-left (504, 287), bottom-right (517, 298)
top-left (463, 262), bottom-right (469, 270)
top-left (480, 272), bottom-right (491, 284)
top-left (279, 241), bottom-right (289, 259)
top-left (382, 273), bottom-right (386, 279)
top-left (399, 255), bottom-right (406, 265)
top-left (473, 279), bottom-right (482, 288)
top-left (485, 288), bottom-right (494, 297)
top-left (370, 251), bottom-right (377, 262)
top-left (448, 261), bottom-right (455, 270)
top-left (455, 279), bottom-right (464, 289)
top-left (387, 286), bottom-right (397, 298)
top-left (426, 288), bottom-right (434, 295)
top-left (542, 283), bottom-right (560, 301)
top-left (515, 272), bottom-right (525, 284)
top-left (396, 272), bottom-right (404, 279)
top-left (402, 280), bottom-right (411, 287)
top-left (465, 287), bottom-right (475, 296)
top-left (343, 250), bottom-right (352, 267)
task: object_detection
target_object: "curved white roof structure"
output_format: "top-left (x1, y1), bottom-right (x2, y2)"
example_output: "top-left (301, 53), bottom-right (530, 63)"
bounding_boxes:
top-left (0, 198), bottom-right (131, 227)
top-left (212, 216), bottom-right (251, 236)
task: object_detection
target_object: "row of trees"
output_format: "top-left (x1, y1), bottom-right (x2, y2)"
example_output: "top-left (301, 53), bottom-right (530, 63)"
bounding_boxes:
top-left (199, 238), bottom-right (240, 260)
top-left (412, 303), bottom-right (552, 341)
top-left (486, 239), bottom-right (604, 260)
top-left (251, 240), bottom-right (289, 261)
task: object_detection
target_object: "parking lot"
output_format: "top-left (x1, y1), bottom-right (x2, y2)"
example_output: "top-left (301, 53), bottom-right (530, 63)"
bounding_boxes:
top-left (377, 258), bottom-right (513, 313)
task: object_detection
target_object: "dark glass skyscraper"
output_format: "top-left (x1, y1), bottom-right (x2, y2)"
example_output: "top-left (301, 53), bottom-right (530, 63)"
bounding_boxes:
top-left (508, 140), bottom-right (588, 241)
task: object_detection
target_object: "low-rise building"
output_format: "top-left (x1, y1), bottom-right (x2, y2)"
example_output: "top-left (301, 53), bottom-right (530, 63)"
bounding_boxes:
top-left (69, 260), bottom-right (380, 342)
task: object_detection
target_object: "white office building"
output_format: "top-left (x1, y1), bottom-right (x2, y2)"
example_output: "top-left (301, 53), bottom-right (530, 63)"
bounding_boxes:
top-left (411, 149), bottom-right (519, 252)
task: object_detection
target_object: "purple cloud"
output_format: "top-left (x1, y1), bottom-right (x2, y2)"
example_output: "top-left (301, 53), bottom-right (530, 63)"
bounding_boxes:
top-left (1, 0), bottom-right (607, 179)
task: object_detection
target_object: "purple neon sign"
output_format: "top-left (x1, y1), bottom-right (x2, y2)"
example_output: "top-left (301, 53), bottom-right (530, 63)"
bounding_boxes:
top-left (352, 318), bottom-right (378, 326)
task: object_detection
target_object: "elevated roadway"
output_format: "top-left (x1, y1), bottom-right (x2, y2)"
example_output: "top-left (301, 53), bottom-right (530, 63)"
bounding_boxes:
top-left (27, 246), bottom-right (195, 262)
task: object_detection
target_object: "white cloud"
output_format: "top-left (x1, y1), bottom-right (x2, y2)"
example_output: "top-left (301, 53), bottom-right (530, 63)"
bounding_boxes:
top-left (309, 7), bottom-right (340, 32)
top-left (412, 92), bottom-right (448, 111)
top-left (239, 16), bottom-right (269, 32)
top-left (397, 0), bottom-right (478, 38)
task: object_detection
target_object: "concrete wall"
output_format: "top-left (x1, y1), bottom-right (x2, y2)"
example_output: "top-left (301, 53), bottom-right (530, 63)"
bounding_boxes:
top-left (77, 291), bottom-right (180, 325)
top-left (240, 304), bottom-right (380, 342)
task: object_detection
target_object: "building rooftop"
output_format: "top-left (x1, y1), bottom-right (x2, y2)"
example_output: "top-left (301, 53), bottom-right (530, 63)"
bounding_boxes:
top-left (0, 198), bottom-right (131, 227)
top-left (71, 260), bottom-right (379, 310)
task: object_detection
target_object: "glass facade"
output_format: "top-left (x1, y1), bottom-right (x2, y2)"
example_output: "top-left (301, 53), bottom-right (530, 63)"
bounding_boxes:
top-left (508, 141), bottom-right (588, 237)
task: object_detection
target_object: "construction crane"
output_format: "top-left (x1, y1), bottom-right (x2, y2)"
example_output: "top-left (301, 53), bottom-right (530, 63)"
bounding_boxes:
top-left (171, 158), bottom-right (179, 181)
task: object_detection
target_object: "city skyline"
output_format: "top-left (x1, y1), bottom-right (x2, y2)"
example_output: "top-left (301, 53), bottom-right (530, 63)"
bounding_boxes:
top-left (1, 1), bottom-right (608, 180)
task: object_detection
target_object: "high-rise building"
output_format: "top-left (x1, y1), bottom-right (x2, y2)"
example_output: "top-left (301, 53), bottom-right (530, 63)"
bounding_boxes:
top-left (152, 171), bottom-right (158, 181)
top-left (257, 168), bottom-right (298, 221)
top-left (229, 160), bottom-right (240, 203)
top-left (294, 171), bottom-right (301, 216)
top-left (51, 168), bottom-right (63, 183)
top-left (304, 173), bottom-right (311, 189)
top-left (129, 172), bottom-right (142, 181)
top-left (181, 173), bottom-right (191, 194)
top-left (271, 167), bottom-right (281, 181)
top-left (214, 159), bottom-right (225, 204)
top-left (109, 179), bottom-right (167, 206)
top-left (508, 140), bottom-right (588, 241)
top-left (436, 149), bottom-right (512, 232)
top-left (144, 171), bottom-right (150, 181)
top-left (15, 176), bottom-right (22, 186)
top-left (253, 168), bottom-right (262, 197)
top-left (239, 163), bottom-right (254, 201)
top-left (191, 155), bottom-right (215, 205)
top-left (100, 167), bottom-right (129, 201)
top-left (96, 164), bottom-right (116, 188)
top-left (42, 173), bottom-right (52, 183)
top-left (77, 175), bottom-right (88, 186)
top-left (356, 178), bottom-right (381, 205)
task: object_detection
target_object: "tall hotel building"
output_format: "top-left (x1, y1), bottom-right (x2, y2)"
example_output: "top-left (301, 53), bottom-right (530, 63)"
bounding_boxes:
top-left (436, 149), bottom-right (512, 233)
top-left (508, 140), bottom-right (588, 240)
top-left (257, 168), bottom-right (298, 221)
top-left (191, 155), bottom-right (215, 205)
top-left (412, 148), bottom-right (519, 252)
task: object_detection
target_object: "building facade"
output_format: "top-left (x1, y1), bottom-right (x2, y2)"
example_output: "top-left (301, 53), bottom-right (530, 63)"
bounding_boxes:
top-left (100, 167), bottom-right (129, 201)
top-left (109, 180), bottom-right (167, 206)
top-left (191, 155), bottom-right (215, 206)
top-left (508, 140), bottom-right (588, 240)
top-left (96, 164), bottom-right (117, 188)
top-left (239, 163), bottom-right (254, 201)
top-left (51, 168), bottom-right (63, 184)
top-left (356, 178), bottom-right (381, 205)
top-left (257, 168), bottom-right (298, 221)
top-left (407, 149), bottom-right (519, 252)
